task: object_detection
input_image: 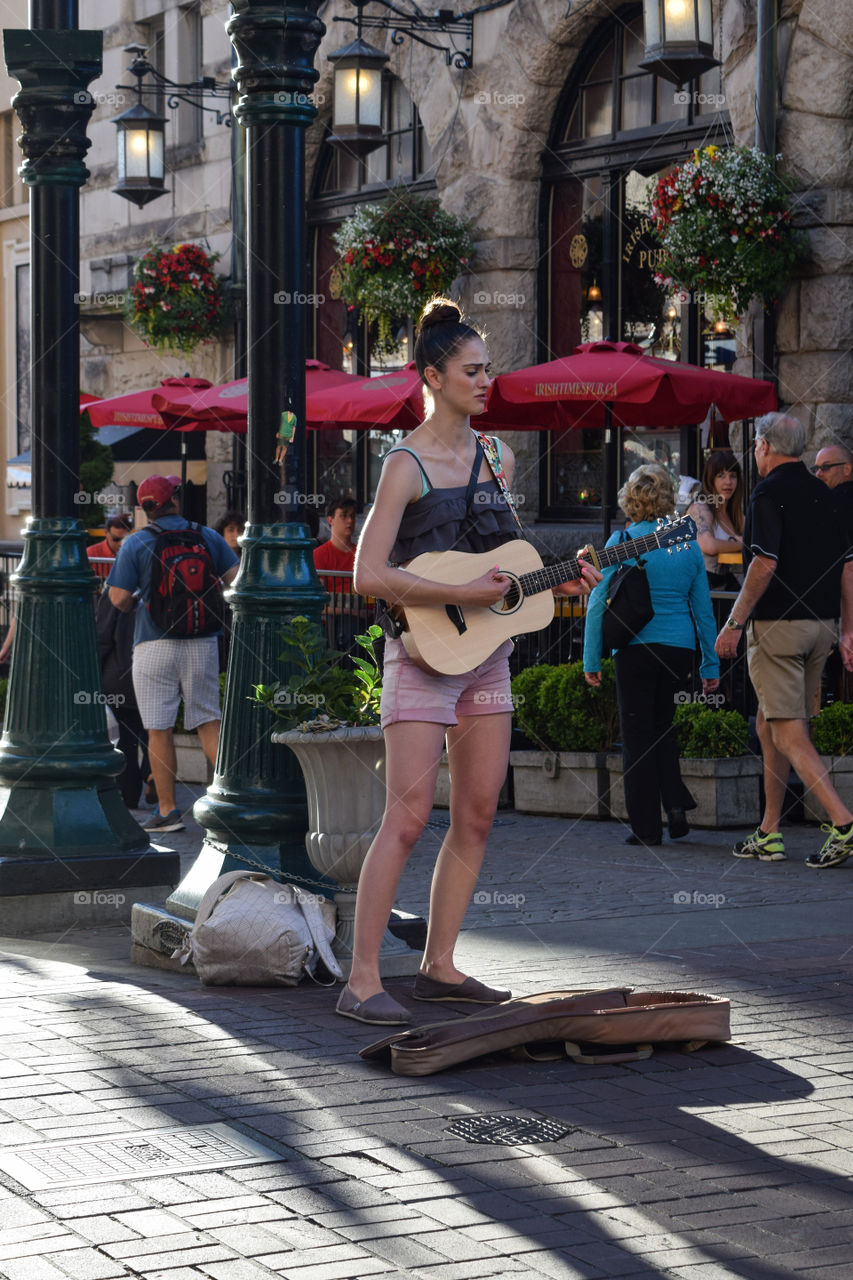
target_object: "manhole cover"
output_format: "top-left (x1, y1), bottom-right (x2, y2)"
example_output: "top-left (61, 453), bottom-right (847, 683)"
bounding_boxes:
top-left (445, 1114), bottom-right (574, 1146)
top-left (0, 1123), bottom-right (283, 1191)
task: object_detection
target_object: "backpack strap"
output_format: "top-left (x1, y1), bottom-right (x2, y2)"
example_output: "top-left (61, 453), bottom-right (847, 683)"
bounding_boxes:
top-left (477, 432), bottom-right (524, 533)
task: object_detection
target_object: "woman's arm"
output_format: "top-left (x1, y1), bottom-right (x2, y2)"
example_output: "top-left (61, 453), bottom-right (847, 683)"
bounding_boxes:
top-left (687, 550), bottom-right (721, 679)
top-left (353, 451), bottom-right (511, 609)
top-left (689, 500), bottom-right (743, 556)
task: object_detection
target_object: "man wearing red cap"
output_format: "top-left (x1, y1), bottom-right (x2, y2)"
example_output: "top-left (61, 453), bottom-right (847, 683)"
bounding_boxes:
top-left (107, 476), bottom-right (239, 833)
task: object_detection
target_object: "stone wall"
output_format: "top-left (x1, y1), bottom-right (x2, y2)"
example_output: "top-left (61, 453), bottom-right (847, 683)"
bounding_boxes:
top-left (721, 0), bottom-right (852, 451)
top-left (66, 0), bottom-right (852, 519)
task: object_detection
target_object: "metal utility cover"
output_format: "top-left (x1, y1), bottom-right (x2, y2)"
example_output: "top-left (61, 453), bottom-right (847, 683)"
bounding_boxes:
top-left (446, 1114), bottom-right (574, 1146)
top-left (0, 1123), bottom-right (283, 1190)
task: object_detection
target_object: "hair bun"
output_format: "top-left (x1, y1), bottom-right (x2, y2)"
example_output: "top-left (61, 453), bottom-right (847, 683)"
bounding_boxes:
top-left (417, 296), bottom-right (462, 334)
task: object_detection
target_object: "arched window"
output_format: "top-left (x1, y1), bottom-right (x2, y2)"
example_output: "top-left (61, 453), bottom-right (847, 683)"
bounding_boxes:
top-left (307, 75), bottom-right (435, 506)
top-left (540, 5), bottom-right (729, 520)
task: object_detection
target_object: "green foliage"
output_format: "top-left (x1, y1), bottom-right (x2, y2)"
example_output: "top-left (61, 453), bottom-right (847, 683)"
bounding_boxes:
top-left (512, 659), bottom-right (618, 752)
top-left (651, 145), bottom-right (806, 321)
top-left (510, 665), bottom-right (557, 746)
top-left (125, 242), bottom-right (226, 356)
top-left (333, 192), bottom-right (476, 354)
top-left (79, 414), bottom-right (114, 530)
top-left (252, 615), bottom-right (383, 730)
top-left (811, 702), bottom-right (853, 757)
top-left (673, 702), bottom-right (749, 758)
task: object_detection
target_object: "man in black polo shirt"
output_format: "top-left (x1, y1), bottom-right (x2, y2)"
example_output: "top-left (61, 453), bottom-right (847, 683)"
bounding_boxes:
top-left (715, 413), bottom-right (853, 868)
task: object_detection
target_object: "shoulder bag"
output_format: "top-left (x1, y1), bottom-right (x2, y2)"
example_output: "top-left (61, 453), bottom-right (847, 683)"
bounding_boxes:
top-left (601, 529), bottom-right (654, 653)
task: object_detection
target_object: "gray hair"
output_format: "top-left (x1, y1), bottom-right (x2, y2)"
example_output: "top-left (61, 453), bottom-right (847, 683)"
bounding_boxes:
top-left (755, 412), bottom-right (805, 458)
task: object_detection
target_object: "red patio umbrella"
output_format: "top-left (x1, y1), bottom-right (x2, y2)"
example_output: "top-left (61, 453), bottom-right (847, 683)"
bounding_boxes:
top-left (486, 340), bottom-right (777, 430)
top-left (84, 377), bottom-right (214, 431)
top-left (153, 361), bottom-right (360, 434)
top-left (305, 362), bottom-right (426, 432)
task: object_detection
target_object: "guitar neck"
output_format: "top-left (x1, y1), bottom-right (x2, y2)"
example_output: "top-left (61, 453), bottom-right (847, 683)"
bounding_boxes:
top-left (518, 528), bottom-right (667, 597)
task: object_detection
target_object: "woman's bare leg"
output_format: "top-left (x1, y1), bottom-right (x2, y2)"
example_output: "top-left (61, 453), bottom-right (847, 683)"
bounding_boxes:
top-left (420, 711), bottom-right (512, 982)
top-left (347, 719), bottom-right (448, 1001)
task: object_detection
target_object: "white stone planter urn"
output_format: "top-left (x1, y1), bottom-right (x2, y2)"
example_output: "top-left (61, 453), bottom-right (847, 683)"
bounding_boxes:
top-left (271, 725), bottom-right (421, 978)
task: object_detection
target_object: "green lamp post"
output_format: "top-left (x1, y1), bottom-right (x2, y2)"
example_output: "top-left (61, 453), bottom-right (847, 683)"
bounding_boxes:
top-left (0, 4), bottom-right (177, 909)
top-left (157, 0), bottom-right (330, 921)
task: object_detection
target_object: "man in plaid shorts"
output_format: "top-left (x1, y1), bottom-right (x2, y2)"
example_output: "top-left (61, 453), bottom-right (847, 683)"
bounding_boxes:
top-left (107, 476), bottom-right (239, 833)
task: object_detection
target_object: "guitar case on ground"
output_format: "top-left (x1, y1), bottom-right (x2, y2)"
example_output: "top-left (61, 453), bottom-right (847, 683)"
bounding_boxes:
top-left (360, 987), bottom-right (731, 1076)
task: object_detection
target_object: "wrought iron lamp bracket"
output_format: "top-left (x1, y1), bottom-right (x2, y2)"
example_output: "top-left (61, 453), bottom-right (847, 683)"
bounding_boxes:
top-left (333, 1), bottom-right (518, 70)
top-left (117, 46), bottom-right (233, 126)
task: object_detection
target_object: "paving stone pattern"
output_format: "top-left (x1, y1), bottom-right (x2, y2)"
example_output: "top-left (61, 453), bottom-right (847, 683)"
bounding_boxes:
top-left (1, 803), bottom-right (853, 1278)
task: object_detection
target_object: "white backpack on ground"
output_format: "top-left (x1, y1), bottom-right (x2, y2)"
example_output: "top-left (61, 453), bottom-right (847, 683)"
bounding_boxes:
top-left (175, 870), bottom-right (343, 987)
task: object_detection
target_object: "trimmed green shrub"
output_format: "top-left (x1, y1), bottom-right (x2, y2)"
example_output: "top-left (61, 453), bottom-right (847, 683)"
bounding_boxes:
top-left (674, 703), bottom-right (749, 758)
top-left (510, 664), bottom-right (557, 747)
top-left (812, 702), bottom-right (853, 757)
top-left (537, 659), bottom-right (619, 752)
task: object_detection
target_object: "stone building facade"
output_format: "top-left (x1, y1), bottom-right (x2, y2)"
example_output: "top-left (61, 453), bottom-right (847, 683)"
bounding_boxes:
top-left (0, 0), bottom-right (849, 541)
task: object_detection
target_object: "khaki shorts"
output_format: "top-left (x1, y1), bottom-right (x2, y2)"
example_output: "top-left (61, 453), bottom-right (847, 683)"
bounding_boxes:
top-left (746, 618), bottom-right (836, 721)
top-left (380, 638), bottom-right (514, 730)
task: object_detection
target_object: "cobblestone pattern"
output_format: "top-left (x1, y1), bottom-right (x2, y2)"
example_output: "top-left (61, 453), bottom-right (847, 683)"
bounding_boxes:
top-left (1, 809), bottom-right (853, 1279)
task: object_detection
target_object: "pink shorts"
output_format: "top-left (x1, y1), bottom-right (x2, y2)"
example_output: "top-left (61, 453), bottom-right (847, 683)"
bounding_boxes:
top-left (380, 638), bottom-right (514, 730)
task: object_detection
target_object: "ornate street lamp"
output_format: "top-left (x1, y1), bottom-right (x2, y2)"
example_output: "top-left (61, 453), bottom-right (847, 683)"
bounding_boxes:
top-left (638, 0), bottom-right (719, 85)
top-left (0, 4), bottom-right (177, 911)
top-left (112, 44), bottom-right (232, 208)
top-left (328, 37), bottom-right (388, 156)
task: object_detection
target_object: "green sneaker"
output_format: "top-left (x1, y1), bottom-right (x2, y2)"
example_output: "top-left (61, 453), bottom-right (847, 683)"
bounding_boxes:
top-left (732, 828), bottom-right (786, 861)
top-left (805, 822), bottom-right (853, 869)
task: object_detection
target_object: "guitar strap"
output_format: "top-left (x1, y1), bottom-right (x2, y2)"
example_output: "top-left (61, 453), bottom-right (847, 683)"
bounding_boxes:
top-left (477, 432), bottom-right (524, 534)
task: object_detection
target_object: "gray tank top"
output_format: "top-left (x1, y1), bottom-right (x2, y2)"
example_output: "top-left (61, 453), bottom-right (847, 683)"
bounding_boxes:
top-left (387, 439), bottom-right (521, 564)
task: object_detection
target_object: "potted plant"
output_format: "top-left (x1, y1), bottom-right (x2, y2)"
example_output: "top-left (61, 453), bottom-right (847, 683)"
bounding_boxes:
top-left (125, 242), bottom-right (226, 357)
top-left (254, 616), bottom-right (419, 976)
top-left (332, 192), bottom-right (475, 354)
top-left (804, 702), bottom-right (853, 823)
top-left (650, 145), bottom-right (805, 323)
top-left (607, 702), bottom-right (760, 829)
top-left (509, 660), bottom-right (619, 820)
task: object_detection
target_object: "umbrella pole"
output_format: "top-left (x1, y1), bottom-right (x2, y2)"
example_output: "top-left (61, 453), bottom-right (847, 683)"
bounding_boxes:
top-left (602, 402), bottom-right (613, 542)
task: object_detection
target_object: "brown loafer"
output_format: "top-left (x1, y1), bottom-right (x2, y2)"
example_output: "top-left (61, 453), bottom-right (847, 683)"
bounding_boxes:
top-left (412, 973), bottom-right (512, 1004)
top-left (336, 984), bottom-right (411, 1026)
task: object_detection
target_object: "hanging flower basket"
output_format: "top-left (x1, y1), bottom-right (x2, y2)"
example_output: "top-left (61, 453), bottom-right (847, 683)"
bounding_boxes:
top-left (125, 242), bottom-right (226, 357)
top-left (332, 193), bottom-right (476, 354)
top-left (650, 146), bottom-right (805, 322)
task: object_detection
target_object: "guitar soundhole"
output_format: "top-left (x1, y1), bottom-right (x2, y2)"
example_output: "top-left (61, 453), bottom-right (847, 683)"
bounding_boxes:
top-left (490, 575), bottom-right (522, 615)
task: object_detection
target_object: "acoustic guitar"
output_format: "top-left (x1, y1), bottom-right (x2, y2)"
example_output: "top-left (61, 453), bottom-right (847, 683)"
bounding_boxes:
top-left (395, 514), bottom-right (697, 675)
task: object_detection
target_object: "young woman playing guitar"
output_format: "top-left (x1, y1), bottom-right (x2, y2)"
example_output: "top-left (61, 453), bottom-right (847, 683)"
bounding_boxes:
top-left (336, 298), bottom-right (601, 1026)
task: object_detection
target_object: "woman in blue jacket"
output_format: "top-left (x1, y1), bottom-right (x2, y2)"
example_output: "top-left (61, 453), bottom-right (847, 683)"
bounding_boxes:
top-left (584, 464), bottom-right (720, 846)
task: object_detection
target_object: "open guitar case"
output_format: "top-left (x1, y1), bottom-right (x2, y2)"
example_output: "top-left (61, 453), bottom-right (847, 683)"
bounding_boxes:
top-left (361, 988), bottom-right (731, 1076)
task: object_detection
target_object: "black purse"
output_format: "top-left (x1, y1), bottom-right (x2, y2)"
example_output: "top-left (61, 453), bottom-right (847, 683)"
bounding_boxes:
top-left (601, 530), bottom-right (654, 653)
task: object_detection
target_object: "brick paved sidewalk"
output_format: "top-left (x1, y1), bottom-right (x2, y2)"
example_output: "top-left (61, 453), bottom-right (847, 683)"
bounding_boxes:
top-left (1, 800), bottom-right (853, 1280)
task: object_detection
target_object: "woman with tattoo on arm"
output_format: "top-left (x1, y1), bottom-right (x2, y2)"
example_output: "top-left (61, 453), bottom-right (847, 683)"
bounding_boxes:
top-left (688, 450), bottom-right (745, 592)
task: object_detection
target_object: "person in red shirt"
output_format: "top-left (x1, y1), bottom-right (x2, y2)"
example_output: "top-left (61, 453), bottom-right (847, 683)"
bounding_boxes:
top-left (88, 514), bottom-right (132, 580)
top-left (313, 497), bottom-right (357, 593)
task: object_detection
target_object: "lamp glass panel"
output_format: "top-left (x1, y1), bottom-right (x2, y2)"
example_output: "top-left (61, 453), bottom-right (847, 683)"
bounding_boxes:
top-left (356, 66), bottom-right (383, 128)
top-left (125, 127), bottom-right (159, 180)
top-left (698, 0), bottom-right (713, 43)
top-left (334, 65), bottom-right (358, 126)
top-left (662, 0), bottom-right (696, 41)
top-left (643, 0), bottom-right (661, 46)
top-left (117, 131), bottom-right (127, 182)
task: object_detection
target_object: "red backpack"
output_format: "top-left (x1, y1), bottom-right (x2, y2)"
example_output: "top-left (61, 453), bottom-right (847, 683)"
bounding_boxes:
top-left (147, 522), bottom-right (225, 638)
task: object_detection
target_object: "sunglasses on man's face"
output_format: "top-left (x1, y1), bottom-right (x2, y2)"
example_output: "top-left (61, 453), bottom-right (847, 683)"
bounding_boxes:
top-left (813, 462), bottom-right (848, 474)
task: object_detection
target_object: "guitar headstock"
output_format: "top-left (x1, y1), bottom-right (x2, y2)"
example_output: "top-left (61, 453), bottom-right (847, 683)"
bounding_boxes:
top-left (654, 513), bottom-right (698, 552)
